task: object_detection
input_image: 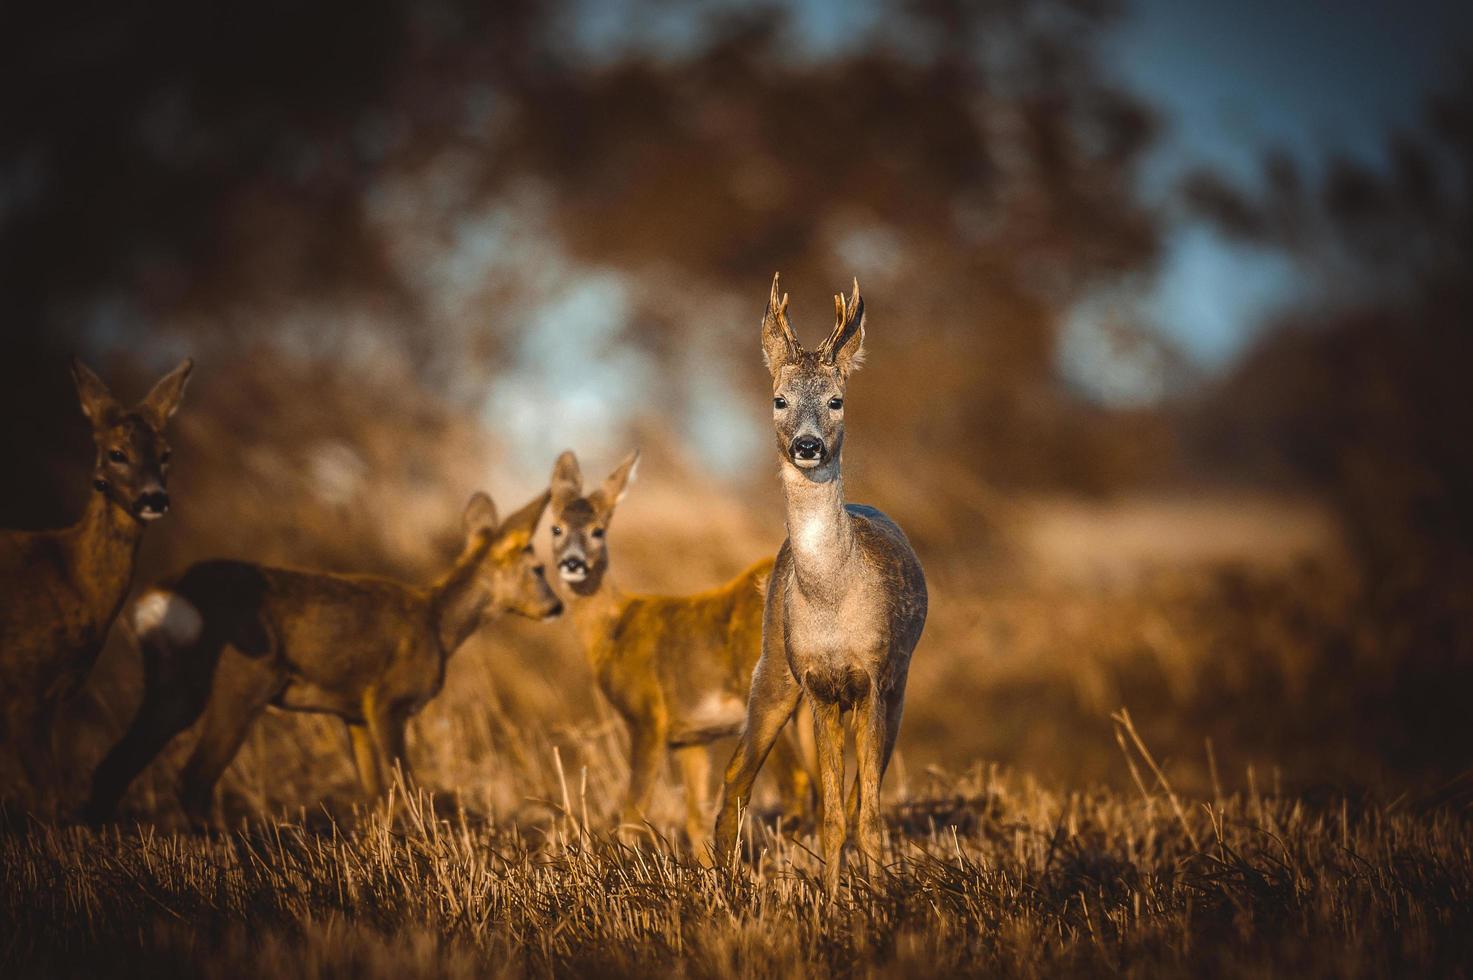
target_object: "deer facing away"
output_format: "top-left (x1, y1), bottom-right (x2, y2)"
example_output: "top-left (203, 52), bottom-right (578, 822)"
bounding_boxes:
top-left (715, 275), bottom-right (927, 892)
top-left (547, 450), bottom-right (811, 856)
top-left (84, 488), bottom-right (561, 823)
top-left (0, 357), bottom-right (193, 801)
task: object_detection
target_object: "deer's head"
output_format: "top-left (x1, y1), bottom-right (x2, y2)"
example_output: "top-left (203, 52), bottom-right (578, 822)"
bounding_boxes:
top-left (73, 357), bottom-right (193, 522)
top-left (461, 489), bottom-right (563, 620)
top-left (760, 273), bottom-right (865, 482)
top-left (546, 449), bottom-right (639, 595)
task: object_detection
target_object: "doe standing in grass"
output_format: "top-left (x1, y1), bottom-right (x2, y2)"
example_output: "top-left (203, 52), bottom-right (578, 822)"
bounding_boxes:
top-left (715, 274), bottom-right (927, 892)
top-left (84, 486), bottom-right (562, 823)
top-left (0, 357), bottom-right (192, 802)
top-left (545, 449), bottom-right (812, 857)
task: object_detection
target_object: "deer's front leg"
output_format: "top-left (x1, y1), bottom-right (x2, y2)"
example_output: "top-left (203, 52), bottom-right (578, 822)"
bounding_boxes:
top-left (15, 696), bottom-right (59, 804)
top-left (346, 721), bottom-right (383, 799)
top-left (363, 691), bottom-right (412, 797)
top-left (846, 673), bottom-right (906, 841)
top-left (714, 649), bottom-right (802, 859)
top-left (812, 698), bottom-right (847, 895)
top-left (851, 691), bottom-right (894, 871)
top-left (621, 711), bottom-right (667, 833)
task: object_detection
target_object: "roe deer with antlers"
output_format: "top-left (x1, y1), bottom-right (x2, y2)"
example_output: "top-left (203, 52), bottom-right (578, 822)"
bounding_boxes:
top-left (715, 275), bottom-right (927, 892)
top-left (84, 488), bottom-right (561, 823)
top-left (547, 450), bottom-right (812, 857)
top-left (0, 357), bottom-right (193, 800)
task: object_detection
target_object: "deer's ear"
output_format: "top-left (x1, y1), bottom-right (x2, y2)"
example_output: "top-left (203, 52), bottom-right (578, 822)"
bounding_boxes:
top-left (761, 272), bottom-right (800, 374)
top-left (71, 358), bottom-right (122, 429)
top-left (463, 492), bottom-right (499, 537)
top-left (503, 488), bottom-right (552, 539)
top-left (550, 450), bottom-right (583, 509)
top-left (594, 449), bottom-right (639, 514)
top-left (139, 358), bottom-right (194, 428)
top-left (820, 278), bottom-right (865, 375)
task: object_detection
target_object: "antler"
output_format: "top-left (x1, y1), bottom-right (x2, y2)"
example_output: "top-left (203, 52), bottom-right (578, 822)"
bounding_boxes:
top-left (819, 278), bottom-right (864, 366)
top-left (761, 271), bottom-right (801, 370)
top-left (767, 272), bottom-right (792, 334)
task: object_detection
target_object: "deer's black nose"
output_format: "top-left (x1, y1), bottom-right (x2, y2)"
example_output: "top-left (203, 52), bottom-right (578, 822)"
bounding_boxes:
top-left (559, 557), bottom-right (587, 573)
top-left (791, 436), bottom-right (824, 460)
top-left (136, 491), bottom-right (170, 515)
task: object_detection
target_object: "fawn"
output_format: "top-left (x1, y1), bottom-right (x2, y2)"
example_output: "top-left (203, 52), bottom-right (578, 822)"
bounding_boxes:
top-left (0, 357), bottom-right (193, 800)
top-left (546, 450), bottom-right (811, 856)
top-left (84, 488), bottom-right (562, 823)
top-left (715, 275), bottom-right (927, 892)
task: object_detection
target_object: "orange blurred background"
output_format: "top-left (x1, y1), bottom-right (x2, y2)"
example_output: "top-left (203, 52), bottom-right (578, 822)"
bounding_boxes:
top-left (3, 0), bottom-right (1471, 820)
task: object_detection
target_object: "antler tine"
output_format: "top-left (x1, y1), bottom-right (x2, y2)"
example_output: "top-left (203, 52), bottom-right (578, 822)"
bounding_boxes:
top-left (767, 272), bottom-right (791, 323)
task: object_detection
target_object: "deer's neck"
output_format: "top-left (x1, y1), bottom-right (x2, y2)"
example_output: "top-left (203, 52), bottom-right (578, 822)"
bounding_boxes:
top-left (563, 575), bottom-right (626, 661)
top-left (69, 491), bottom-right (145, 610)
top-left (431, 537), bottom-right (494, 654)
top-left (780, 459), bottom-right (855, 599)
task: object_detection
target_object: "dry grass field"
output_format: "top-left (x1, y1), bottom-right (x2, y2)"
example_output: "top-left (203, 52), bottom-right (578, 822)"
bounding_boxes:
top-left (6, 481), bottom-right (1472, 978)
top-left (6, 736), bottom-right (1472, 978)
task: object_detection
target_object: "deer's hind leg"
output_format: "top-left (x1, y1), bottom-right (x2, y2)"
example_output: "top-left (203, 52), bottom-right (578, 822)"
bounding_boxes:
top-left (676, 744), bottom-right (712, 863)
top-left (177, 647), bottom-right (284, 825)
top-left (84, 636), bottom-right (221, 822)
top-left (84, 678), bottom-right (208, 822)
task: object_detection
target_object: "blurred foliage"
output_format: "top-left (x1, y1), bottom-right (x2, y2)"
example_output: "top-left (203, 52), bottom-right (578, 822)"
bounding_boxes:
top-left (1183, 68), bottom-right (1473, 776)
top-left (1, 0), bottom-right (1164, 535)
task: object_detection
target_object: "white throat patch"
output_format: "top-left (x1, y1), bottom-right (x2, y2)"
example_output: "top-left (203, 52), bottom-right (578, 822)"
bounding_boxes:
top-left (790, 510), bottom-right (832, 558)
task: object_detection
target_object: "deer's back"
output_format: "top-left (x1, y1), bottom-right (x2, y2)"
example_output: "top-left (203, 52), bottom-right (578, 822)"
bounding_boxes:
top-left (167, 560), bottom-right (434, 698)
top-left (846, 503), bottom-right (928, 640)
top-left (597, 558), bottom-right (772, 743)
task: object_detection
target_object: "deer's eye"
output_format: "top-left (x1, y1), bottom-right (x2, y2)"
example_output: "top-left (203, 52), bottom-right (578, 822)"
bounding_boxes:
top-left (107, 450), bottom-right (127, 464)
top-left (551, 526), bottom-right (563, 537)
top-left (773, 396), bottom-right (788, 410)
top-left (159, 450), bottom-right (172, 464)
top-left (828, 397), bottom-right (843, 410)
top-left (591, 527), bottom-right (605, 539)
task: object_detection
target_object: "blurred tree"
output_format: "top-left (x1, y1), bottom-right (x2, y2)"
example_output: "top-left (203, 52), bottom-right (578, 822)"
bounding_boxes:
top-left (1185, 67), bottom-right (1473, 772)
top-left (1, 0), bottom-right (1164, 533)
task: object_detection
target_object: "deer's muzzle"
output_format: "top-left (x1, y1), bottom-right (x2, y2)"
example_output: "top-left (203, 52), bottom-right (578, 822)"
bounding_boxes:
top-left (789, 435), bottom-right (826, 467)
top-left (134, 490), bottom-right (170, 520)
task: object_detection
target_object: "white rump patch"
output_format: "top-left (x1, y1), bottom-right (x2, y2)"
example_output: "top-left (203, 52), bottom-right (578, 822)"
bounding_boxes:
top-left (132, 590), bottom-right (203, 649)
top-left (687, 693), bottom-right (747, 733)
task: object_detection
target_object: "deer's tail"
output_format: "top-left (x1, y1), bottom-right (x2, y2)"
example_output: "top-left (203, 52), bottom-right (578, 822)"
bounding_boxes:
top-left (130, 588), bottom-right (204, 654)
